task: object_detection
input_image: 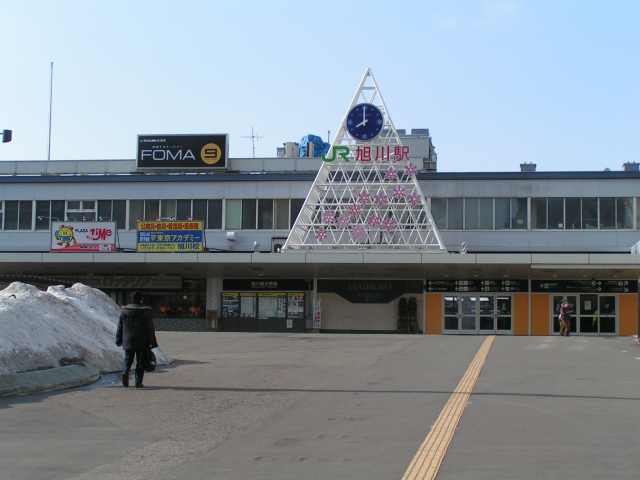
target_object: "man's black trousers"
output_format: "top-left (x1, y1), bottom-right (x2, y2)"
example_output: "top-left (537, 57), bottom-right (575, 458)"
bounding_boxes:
top-left (123, 349), bottom-right (145, 384)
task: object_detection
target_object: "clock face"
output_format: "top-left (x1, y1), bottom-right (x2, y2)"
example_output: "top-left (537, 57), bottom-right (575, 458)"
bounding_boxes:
top-left (346, 103), bottom-right (384, 141)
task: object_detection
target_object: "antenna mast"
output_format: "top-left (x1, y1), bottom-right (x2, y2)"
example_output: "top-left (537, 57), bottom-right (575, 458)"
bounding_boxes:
top-left (241, 127), bottom-right (263, 158)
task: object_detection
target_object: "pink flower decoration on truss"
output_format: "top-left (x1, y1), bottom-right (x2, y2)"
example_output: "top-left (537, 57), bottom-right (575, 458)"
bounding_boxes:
top-left (373, 192), bottom-right (389, 207)
top-left (357, 190), bottom-right (371, 205)
top-left (367, 214), bottom-right (382, 227)
top-left (322, 211), bottom-right (336, 225)
top-left (348, 203), bottom-right (362, 218)
top-left (337, 214), bottom-right (351, 228)
top-left (384, 166), bottom-right (398, 181)
top-left (409, 192), bottom-right (422, 207)
top-left (314, 227), bottom-right (327, 241)
top-left (404, 164), bottom-right (417, 177)
top-left (392, 185), bottom-right (406, 200)
top-left (382, 217), bottom-right (397, 233)
top-left (351, 224), bottom-right (367, 242)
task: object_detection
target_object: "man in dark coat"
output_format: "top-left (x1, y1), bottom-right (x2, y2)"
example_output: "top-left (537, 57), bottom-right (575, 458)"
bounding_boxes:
top-left (116, 291), bottom-right (158, 388)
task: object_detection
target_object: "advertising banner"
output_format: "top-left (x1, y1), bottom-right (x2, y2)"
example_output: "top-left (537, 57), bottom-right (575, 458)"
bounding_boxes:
top-left (51, 222), bottom-right (117, 253)
top-left (136, 221), bottom-right (205, 253)
top-left (137, 134), bottom-right (227, 169)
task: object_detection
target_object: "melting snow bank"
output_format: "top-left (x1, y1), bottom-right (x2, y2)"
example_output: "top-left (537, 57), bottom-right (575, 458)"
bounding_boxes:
top-left (0, 282), bottom-right (168, 375)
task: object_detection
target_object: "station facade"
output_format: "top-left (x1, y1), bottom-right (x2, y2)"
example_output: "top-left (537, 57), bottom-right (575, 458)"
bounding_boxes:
top-left (1, 157), bottom-right (640, 337)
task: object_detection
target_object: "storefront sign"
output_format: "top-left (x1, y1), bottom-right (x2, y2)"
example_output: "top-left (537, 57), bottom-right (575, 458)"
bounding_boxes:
top-left (426, 279), bottom-right (529, 293)
top-left (51, 222), bottom-right (117, 253)
top-left (222, 279), bottom-right (310, 291)
top-left (136, 221), bottom-right (205, 252)
top-left (81, 275), bottom-right (182, 290)
top-left (532, 280), bottom-right (638, 293)
top-left (321, 145), bottom-right (411, 163)
top-left (320, 279), bottom-right (422, 303)
top-left (222, 292), bottom-right (240, 318)
top-left (137, 134), bottom-right (227, 169)
top-left (313, 295), bottom-right (321, 329)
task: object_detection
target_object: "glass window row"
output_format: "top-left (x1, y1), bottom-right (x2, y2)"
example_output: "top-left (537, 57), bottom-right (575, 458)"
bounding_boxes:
top-left (431, 196), bottom-right (637, 230)
top-left (0, 198), bottom-right (305, 231)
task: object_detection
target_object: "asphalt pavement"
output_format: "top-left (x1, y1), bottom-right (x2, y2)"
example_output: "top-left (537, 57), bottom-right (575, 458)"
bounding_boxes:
top-left (1, 333), bottom-right (638, 480)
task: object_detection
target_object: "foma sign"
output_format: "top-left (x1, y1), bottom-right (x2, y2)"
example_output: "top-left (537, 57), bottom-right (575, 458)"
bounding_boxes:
top-left (137, 134), bottom-right (228, 169)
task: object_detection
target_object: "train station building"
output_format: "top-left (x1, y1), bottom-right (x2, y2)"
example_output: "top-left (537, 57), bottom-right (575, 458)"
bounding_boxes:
top-left (1, 70), bottom-right (639, 337)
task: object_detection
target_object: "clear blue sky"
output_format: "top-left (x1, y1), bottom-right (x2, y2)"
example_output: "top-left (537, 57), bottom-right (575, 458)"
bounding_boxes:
top-left (1, 0), bottom-right (639, 171)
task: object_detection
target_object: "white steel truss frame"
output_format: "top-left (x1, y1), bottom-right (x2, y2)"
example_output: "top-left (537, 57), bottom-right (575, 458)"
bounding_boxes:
top-left (284, 68), bottom-right (446, 252)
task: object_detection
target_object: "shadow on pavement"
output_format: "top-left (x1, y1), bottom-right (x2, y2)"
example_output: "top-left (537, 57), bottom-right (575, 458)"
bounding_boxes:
top-left (138, 385), bottom-right (640, 401)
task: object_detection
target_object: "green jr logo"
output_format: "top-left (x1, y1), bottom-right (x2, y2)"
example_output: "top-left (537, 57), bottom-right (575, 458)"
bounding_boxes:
top-left (321, 146), bottom-right (350, 162)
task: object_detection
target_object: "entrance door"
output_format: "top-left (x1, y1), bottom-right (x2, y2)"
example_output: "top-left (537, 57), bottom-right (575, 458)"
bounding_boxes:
top-left (460, 296), bottom-right (477, 331)
top-left (443, 294), bottom-right (512, 334)
top-left (552, 295), bottom-right (617, 335)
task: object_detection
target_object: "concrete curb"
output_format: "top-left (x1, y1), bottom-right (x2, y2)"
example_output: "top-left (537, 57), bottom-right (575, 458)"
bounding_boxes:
top-left (0, 364), bottom-right (100, 398)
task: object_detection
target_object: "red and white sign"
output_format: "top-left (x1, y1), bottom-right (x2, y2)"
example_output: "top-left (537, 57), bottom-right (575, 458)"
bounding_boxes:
top-left (51, 222), bottom-right (117, 253)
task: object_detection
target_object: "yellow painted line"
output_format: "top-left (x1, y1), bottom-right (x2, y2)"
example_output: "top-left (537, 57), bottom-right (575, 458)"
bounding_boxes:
top-left (401, 336), bottom-right (495, 480)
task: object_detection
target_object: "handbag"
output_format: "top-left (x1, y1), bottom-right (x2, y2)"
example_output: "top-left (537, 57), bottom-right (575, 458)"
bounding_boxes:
top-left (143, 348), bottom-right (157, 372)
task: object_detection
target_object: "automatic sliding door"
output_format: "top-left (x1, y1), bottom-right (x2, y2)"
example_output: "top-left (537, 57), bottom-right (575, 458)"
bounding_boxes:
top-left (479, 296), bottom-right (495, 332)
top-left (496, 296), bottom-right (512, 332)
top-left (599, 295), bottom-right (616, 334)
top-left (444, 296), bottom-right (460, 331)
top-left (460, 296), bottom-right (477, 332)
top-left (579, 294), bottom-right (598, 334)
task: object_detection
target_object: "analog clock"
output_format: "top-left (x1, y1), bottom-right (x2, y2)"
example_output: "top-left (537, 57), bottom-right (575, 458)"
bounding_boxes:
top-left (346, 103), bottom-right (384, 141)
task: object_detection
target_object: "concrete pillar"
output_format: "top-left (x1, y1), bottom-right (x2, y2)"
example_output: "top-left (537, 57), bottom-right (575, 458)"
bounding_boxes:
top-left (206, 277), bottom-right (223, 330)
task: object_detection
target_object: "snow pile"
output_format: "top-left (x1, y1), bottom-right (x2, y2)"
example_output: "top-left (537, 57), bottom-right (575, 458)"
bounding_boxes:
top-left (0, 282), bottom-right (168, 375)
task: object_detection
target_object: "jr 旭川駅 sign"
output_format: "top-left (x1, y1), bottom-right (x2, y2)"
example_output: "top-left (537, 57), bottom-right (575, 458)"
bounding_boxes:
top-left (137, 134), bottom-right (228, 169)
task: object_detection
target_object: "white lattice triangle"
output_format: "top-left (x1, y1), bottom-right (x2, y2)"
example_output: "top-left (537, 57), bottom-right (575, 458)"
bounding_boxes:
top-left (284, 68), bottom-right (446, 251)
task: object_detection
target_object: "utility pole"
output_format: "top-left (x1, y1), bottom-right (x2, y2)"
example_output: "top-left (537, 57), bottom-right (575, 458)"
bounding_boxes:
top-left (47, 61), bottom-right (53, 161)
top-left (242, 127), bottom-right (263, 158)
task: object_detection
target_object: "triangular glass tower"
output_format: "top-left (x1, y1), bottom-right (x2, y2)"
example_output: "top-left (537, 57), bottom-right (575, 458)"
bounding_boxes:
top-left (284, 68), bottom-right (446, 252)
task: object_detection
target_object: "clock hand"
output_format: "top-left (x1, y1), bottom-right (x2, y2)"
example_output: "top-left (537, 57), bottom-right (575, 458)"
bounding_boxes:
top-left (362, 105), bottom-right (367, 125)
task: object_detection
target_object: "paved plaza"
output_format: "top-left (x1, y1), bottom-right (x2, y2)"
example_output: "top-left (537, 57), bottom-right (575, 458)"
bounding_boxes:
top-left (1, 332), bottom-right (639, 479)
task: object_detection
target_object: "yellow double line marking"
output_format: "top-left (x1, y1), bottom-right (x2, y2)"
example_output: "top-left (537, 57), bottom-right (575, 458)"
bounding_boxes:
top-left (402, 336), bottom-right (495, 480)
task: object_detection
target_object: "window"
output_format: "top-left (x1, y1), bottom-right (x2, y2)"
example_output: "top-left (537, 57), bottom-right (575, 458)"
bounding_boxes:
top-left (258, 199), bottom-right (274, 229)
top-left (19, 201), bottom-right (33, 230)
top-left (97, 200), bottom-right (112, 222)
top-left (225, 199), bottom-right (242, 230)
top-left (242, 199), bottom-right (257, 229)
top-left (207, 200), bottom-right (223, 229)
top-left (35, 200), bottom-right (51, 230)
top-left (129, 200), bottom-right (144, 229)
top-left (274, 199), bottom-right (289, 230)
top-left (464, 198), bottom-right (492, 230)
top-left (192, 200), bottom-right (207, 224)
top-left (98, 200), bottom-right (126, 229)
top-left (4, 201), bottom-right (18, 230)
top-left (66, 200), bottom-right (96, 222)
top-left (176, 200), bottom-right (191, 220)
top-left (582, 198), bottom-right (598, 229)
top-left (616, 197), bottom-right (633, 229)
top-left (565, 198), bottom-right (581, 229)
top-left (599, 197), bottom-right (615, 229)
top-left (447, 198), bottom-right (463, 229)
top-left (510, 198), bottom-right (527, 229)
top-left (160, 199), bottom-right (177, 219)
top-left (548, 198), bottom-right (563, 229)
top-left (431, 198), bottom-right (447, 229)
top-left (0, 201), bottom-right (3, 229)
top-left (531, 198), bottom-right (547, 229)
top-left (112, 200), bottom-right (126, 229)
top-left (290, 199), bottom-right (304, 227)
top-left (144, 200), bottom-right (159, 221)
top-left (494, 198), bottom-right (510, 229)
